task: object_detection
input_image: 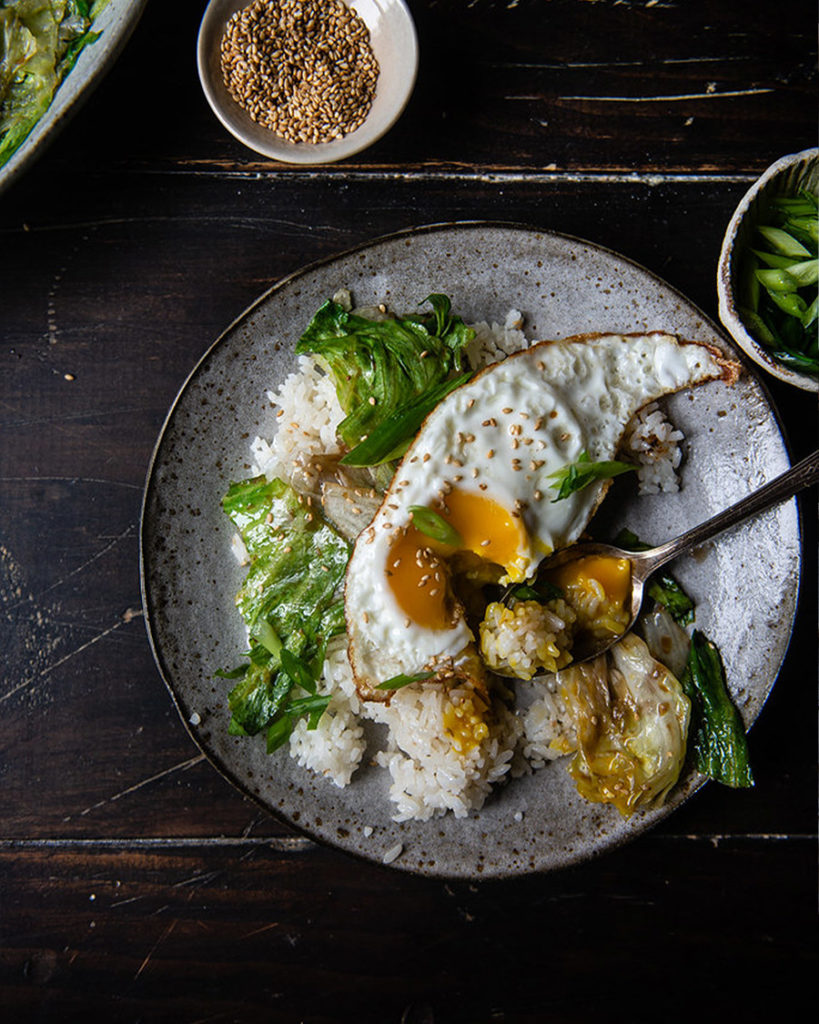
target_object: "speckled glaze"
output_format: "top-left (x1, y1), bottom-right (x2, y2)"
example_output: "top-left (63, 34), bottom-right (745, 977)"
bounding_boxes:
top-left (0, 0), bottom-right (149, 196)
top-left (717, 148), bottom-right (819, 393)
top-left (140, 223), bottom-right (800, 879)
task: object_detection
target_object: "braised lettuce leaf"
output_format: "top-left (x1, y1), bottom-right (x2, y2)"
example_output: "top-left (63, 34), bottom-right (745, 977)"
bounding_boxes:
top-left (295, 294), bottom-right (474, 462)
top-left (0, 1), bottom-right (107, 168)
top-left (221, 475), bottom-right (349, 742)
top-left (559, 633), bottom-right (690, 816)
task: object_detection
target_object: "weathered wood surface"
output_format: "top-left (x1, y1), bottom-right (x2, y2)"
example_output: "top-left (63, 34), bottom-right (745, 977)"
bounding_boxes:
top-left (1, 0), bottom-right (816, 1020)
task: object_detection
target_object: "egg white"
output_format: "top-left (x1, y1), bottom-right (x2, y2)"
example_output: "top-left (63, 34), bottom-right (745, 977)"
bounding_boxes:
top-left (344, 331), bottom-right (737, 699)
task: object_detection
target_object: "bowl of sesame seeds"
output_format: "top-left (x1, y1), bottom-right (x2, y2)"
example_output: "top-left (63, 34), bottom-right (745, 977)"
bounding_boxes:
top-left (197, 0), bottom-right (418, 164)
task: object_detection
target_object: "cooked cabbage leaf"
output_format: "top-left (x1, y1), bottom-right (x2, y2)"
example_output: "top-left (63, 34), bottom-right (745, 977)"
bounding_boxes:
top-left (221, 475), bottom-right (349, 742)
top-left (0, 1), bottom-right (107, 169)
top-left (559, 633), bottom-right (690, 816)
top-left (294, 294), bottom-right (474, 460)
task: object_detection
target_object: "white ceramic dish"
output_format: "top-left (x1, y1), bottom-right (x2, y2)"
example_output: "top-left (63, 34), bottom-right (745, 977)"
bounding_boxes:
top-left (717, 147), bottom-right (819, 393)
top-left (141, 223), bottom-right (800, 880)
top-left (0, 0), bottom-right (148, 198)
top-left (197, 0), bottom-right (418, 165)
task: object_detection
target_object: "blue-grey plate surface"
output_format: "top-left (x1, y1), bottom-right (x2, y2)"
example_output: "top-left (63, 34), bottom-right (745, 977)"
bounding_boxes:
top-left (0, 0), bottom-right (148, 197)
top-left (141, 223), bottom-right (800, 879)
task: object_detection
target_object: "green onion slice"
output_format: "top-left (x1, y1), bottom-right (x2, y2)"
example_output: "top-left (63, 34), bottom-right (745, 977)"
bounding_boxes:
top-left (549, 451), bottom-right (636, 502)
top-left (408, 506), bottom-right (463, 547)
top-left (376, 671), bottom-right (435, 691)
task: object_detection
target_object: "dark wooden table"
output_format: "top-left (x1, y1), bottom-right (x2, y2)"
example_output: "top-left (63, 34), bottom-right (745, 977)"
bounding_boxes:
top-left (1, 1), bottom-right (817, 1020)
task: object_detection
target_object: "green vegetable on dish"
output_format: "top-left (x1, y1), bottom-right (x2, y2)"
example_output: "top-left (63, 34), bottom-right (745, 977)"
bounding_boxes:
top-left (737, 188), bottom-right (819, 375)
top-left (548, 450), bottom-right (636, 502)
top-left (681, 631), bottom-right (754, 789)
top-left (0, 0), bottom-right (109, 169)
top-left (614, 528), bottom-right (751, 785)
top-left (376, 671), bottom-right (435, 691)
top-left (219, 475), bottom-right (350, 750)
top-left (408, 505), bottom-right (463, 547)
top-left (295, 294), bottom-right (474, 467)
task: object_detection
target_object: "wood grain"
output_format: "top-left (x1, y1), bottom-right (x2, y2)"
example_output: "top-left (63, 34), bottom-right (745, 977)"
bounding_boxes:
top-left (1, 837), bottom-right (815, 1021)
top-left (0, 0), bottom-right (816, 1018)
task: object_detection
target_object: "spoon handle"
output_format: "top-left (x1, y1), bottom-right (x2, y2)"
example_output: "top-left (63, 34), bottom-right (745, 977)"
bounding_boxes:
top-left (636, 448), bottom-right (819, 577)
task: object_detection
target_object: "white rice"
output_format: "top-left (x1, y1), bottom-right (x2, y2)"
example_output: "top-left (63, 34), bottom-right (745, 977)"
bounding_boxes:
top-left (250, 354), bottom-right (345, 482)
top-left (367, 686), bottom-right (521, 821)
top-left (627, 401), bottom-right (684, 494)
top-left (238, 307), bottom-right (684, 819)
top-left (287, 639), bottom-right (365, 788)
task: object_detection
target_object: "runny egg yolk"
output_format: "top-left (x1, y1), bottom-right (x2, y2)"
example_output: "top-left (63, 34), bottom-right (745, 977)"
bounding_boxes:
top-left (385, 489), bottom-right (529, 631)
top-left (550, 555), bottom-right (632, 608)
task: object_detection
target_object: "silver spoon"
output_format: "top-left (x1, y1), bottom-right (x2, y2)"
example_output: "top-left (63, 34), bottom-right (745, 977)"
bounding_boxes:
top-left (527, 448), bottom-right (819, 668)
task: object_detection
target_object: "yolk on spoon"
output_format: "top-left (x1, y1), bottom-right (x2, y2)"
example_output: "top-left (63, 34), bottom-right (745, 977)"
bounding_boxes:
top-left (548, 554), bottom-right (632, 608)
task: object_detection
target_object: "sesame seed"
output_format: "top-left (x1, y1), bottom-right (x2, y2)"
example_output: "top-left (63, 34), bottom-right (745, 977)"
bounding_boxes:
top-left (502, 407), bottom-right (513, 414)
top-left (487, 449), bottom-right (495, 458)
top-left (368, 396), bottom-right (377, 406)
top-left (220, 0), bottom-right (379, 145)
top-left (534, 490), bottom-right (543, 500)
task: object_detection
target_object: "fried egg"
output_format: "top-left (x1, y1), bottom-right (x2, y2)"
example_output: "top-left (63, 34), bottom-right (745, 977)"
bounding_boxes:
top-left (344, 331), bottom-right (738, 700)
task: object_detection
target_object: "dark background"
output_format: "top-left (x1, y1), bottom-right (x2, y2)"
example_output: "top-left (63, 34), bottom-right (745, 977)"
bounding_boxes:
top-left (1, 1), bottom-right (816, 1020)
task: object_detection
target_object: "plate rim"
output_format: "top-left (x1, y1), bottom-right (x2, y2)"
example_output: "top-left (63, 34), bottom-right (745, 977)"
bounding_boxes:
top-left (139, 219), bottom-right (802, 878)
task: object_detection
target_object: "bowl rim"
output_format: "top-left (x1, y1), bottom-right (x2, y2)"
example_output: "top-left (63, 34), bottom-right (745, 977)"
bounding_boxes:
top-left (196, 0), bottom-right (418, 166)
top-left (717, 146), bottom-right (819, 393)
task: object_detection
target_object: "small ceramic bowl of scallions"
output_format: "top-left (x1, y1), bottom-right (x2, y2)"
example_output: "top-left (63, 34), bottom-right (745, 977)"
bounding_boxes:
top-left (717, 148), bottom-right (819, 392)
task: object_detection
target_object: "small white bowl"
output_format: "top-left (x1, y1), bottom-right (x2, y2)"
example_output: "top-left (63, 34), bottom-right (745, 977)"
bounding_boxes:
top-left (717, 147), bottom-right (819, 393)
top-left (197, 0), bottom-right (418, 165)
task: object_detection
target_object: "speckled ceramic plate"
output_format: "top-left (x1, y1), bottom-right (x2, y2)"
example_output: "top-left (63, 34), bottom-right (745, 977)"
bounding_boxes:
top-left (0, 0), bottom-right (148, 197)
top-left (140, 223), bottom-right (800, 879)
